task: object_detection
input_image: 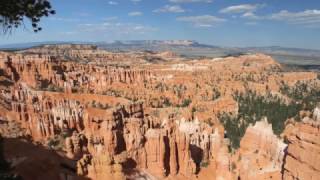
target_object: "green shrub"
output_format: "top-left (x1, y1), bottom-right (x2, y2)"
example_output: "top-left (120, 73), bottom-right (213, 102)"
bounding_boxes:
top-left (47, 135), bottom-right (65, 150)
top-left (163, 97), bottom-right (172, 107)
top-left (280, 81), bottom-right (320, 111)
top-left (200, 161), bottom-right (209, 168)
top-left (212, 88), bottom-right (221, 100)
top-left (179, 98), bottom-right (192, 107)
top-left (220, 89), bottom-right (307, 150)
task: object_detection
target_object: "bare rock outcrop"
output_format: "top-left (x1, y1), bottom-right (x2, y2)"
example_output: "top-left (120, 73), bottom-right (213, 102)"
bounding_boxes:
top-left (65, 131), bottom-right (88, 160)
top-left (283, 117), bottom-right (320, 180)
top-left (236, 118), bottom-right (287, 180)
top-left (1, 49), bottom-right (320, 180)
top-left (313, 107), bottom-right (320, 121)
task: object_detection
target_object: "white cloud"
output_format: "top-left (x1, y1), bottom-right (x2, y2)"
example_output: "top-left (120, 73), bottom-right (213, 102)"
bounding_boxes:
top-left (131, 0), bottom-right (141, 2)
top-left (242, 12), bottom-right (262, 20)
top-left (78, 21), bottom-right (157, 34)
top-left (269, 10), bottom-right (320, 26)
top-left (108, 1), bottom-right (118, 5)
top-left (153, 5), bottom-right (185, 13)
top-left (239, 9), bottom-right (320, 27)
top-left (176, 15), bottom-right (226, 27)
top-left (169, 0), bottom-right (212, 3)
top-left (128, 11), bottom-right (143, 16)
top-left (220, 4), bottom-right (263, 14)
top-left (220, 4), bottom-right (265, 21)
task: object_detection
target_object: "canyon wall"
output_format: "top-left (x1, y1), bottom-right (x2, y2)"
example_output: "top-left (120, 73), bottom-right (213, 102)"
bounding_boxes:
top-left (283, 115), bottom-right (320, 180)
top-left (0, 49), bottom-right (319, 180)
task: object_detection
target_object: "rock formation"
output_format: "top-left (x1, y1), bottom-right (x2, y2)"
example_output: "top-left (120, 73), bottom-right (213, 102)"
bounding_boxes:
top-left (283, 116), bottom-right (320, 180)
top-left (0, 47), bottom-right (319, 180)
top-left (236, 118), bottom-right (287, 180)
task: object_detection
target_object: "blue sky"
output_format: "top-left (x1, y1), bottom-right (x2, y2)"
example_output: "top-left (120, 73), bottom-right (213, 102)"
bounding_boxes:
top-left (1, 0), bottom-right (320, 49)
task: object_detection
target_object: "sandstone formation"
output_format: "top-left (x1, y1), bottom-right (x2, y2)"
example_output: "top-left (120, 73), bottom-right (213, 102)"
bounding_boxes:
top-left (282, 116), bottom-right (320, 180)
top-left (236, 118), bottom-right (287, 180)
top-left (0, 46), bottom-right (319, 180)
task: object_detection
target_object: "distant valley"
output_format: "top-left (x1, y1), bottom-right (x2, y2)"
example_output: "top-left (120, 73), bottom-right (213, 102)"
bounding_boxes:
top-left (1, 40), bottom-right (320, 67)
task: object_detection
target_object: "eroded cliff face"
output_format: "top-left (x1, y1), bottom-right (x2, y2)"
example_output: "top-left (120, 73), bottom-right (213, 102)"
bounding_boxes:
top-left (236, 119), bottom-right (287, 180)
top-left (76, 102), bottom-right (232, 179)
top-left (0, 47), bottom-right (319, 180)
top-left (0, 53), bottom-right (152, 93)
top-left (282, 115), bottom-right (320, 180)
top-left (228, 115), bottom-right (320, 180)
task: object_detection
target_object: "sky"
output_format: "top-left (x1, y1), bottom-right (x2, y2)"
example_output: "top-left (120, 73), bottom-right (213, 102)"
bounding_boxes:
top-left (1, 0), bottom-right (320, 49)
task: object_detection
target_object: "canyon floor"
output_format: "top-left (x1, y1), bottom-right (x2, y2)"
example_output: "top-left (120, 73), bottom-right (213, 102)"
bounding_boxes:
top-left (0, 44), bottom-right (319, 180)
